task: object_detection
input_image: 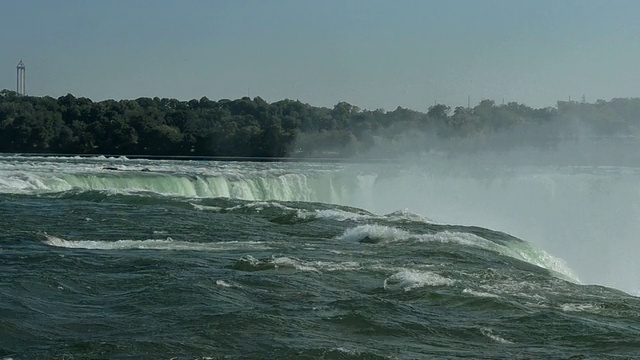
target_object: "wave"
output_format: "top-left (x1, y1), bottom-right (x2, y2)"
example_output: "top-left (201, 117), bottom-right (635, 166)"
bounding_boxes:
top-left (383, 269), bottom-right (456, 291)
top-left (43, 234), bottom-right (272, 251)
top-left (230, 255), bottom-right (363, 273)
top-left (337, 224), bottom-right (579, 283)
top-left (295, 208), bottom-right (433, 223)
top-left (193, 200), bottom-right (432, 225)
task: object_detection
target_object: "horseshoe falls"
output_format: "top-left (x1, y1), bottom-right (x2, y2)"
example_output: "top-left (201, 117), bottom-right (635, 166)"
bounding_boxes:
top-left (2, 154), bottom-right (640, 359)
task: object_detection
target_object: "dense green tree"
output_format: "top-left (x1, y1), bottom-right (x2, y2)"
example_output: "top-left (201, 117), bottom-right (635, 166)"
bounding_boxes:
top-left (0, 90), bottom-right (638, 157)
top-left (426, 104), bottom-right (450, 122)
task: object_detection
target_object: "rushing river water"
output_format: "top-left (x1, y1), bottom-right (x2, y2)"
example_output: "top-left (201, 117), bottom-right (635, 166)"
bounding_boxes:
top-left (1, 154), bottom-right (639, 359)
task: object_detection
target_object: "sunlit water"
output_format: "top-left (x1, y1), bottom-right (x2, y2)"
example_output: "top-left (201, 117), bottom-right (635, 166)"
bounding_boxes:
top-left (1, 154), bottom-right (640, 359)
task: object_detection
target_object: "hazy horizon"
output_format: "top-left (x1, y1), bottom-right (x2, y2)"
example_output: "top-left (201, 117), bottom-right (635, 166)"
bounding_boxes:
top-left (2, 0), bottom-right (640, 112)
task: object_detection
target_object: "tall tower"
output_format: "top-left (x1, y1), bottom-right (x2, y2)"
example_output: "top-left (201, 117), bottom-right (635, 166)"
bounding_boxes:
top-left (16, 60), bottom-right (26, 96)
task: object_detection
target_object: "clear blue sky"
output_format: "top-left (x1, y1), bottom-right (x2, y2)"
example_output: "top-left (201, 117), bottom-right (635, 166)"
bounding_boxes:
top-left (1, 0), bottom-right (639, 111)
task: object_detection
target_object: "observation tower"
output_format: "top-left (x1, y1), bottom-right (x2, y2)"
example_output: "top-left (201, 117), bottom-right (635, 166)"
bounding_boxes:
top-left (16, 60), bottom-right (25, 95)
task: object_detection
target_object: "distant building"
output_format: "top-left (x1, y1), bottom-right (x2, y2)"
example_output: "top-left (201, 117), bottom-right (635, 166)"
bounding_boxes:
top-left (16, 60), bottom-right (25, 95)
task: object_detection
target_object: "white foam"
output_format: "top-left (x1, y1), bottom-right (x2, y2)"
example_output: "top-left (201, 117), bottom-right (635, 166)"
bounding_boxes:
top-left (337, 224), bottom-right (412, 243)
top-left (314, 260), bottom-right (362, 272)
top-left (296, 208), bottom-right (433, 224)
top-left (298, 209), bottom-right (372, 222)
top-left (385, 209), bottom-right (435, 223)
top-left (225, 201), bottom-right (299, 212)
top-left (271, 256), bottom-right (362, 273)
top-left (215, 280), bottom-right (234, 288)
top-left (480, 327), bottom-right (513, 344)
top-left (273, 257), bottom-right (321, 273)
top-left (190, 203), bottom-right (223, 212)
top-left (472, 280), bottom-right (548, 301)
top-left (383, 269), bottom-right (455, 291)
top-left (325, 348), bottom-right (395, 360)
top-left (462, 288), bottom-right (500, 298)
top-left (337, 225), bottom-right (504, 251)
top-left (560, 303), bottom-right (601, 313)
top-left (43, 235), bottom-right (271, 251)
top-left (419, 231), bottom-right (490, 246)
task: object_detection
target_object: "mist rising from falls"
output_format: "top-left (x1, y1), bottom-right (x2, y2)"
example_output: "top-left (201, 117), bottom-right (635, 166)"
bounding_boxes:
top-left (341, 149), bottom-right (640, 295)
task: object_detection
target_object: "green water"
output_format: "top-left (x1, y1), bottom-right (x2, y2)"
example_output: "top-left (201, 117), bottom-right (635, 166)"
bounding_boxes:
top-left (1, 155), bottom-right (639, 359)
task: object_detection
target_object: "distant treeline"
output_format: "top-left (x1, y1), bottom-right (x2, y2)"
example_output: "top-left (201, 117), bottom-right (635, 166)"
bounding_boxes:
top-left (1, 89), bottom-right (639, 157)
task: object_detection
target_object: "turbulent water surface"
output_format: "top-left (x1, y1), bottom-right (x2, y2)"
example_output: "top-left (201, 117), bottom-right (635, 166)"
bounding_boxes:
top-left (1, 154), bottom-right (640, 359)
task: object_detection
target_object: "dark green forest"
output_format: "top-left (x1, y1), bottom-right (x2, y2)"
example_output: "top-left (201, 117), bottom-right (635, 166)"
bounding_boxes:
top-left (1, 89), bottom-right (639, 158)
